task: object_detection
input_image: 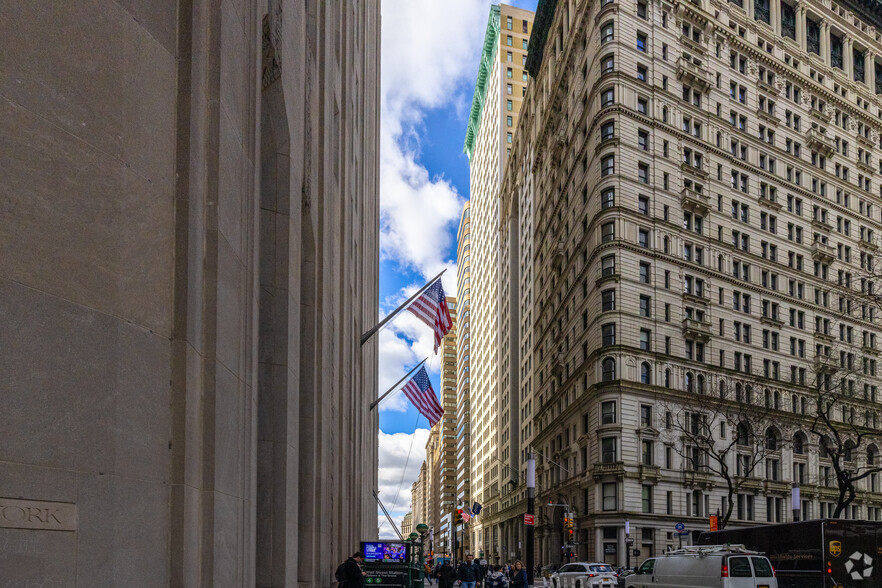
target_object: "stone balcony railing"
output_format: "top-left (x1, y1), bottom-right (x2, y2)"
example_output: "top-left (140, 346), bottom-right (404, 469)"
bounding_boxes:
top-left (592, 462), bottom-right (626, 481)
top-left (676, 56), bottom-right (710, 92)
top-left (811, 240), bottom-right (835, 262)
top-left (680, 187), bottom-right (710, 214)
top-left (682, 317), bottom-right (712, 340)
top-left (806, 128), bottom-right (835, 155)
top-left (814, 354), bottom-right (838, 373)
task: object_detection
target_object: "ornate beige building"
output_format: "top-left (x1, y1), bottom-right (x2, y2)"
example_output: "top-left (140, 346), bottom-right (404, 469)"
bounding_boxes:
top-left (507, 0), bottom-right (882, 569)
top-left (456, 203), bottom-right (474, 559)
top-left (0, 1), bottom-right (379, 586)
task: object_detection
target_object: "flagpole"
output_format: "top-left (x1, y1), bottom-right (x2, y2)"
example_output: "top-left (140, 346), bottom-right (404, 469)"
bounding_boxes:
top-left (369, 358), bottom-right (429, 411)
top-left (360, 269), bottom-right (446, 346)
top-left (374, 490), bottom-right (404, 540)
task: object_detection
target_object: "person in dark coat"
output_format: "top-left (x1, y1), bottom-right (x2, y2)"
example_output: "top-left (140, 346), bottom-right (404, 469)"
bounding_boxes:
top-left (339, 551), bottom-right (366, 587)
top-left (456, 554), bottom-right (484, 588)
top-left (438, 561), bottom-right (457, 588)
top-left (510, 560), bottom-right (527, 588)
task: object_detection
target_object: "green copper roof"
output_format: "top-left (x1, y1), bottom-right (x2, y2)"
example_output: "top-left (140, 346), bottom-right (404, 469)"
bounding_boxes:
top-left (463, 5), bottom-right (500, 160)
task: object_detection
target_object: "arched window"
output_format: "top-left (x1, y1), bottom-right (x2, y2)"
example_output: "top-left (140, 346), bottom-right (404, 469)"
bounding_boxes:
top-left (868, 445), bottom-right (878, 466)
top-left (719, 380), bottom-right (727, 399)
top-left (845, 441), bottom-right (855, 462)
top-left (765, 428), bottom-right (779, 451)
top-left (820, 437), bottom-right (832, 460)
top-left (641, 362), bottom-right (651, 384)
top-left (736, 422), bottom-right (750, 446)
top-left (735, 383), bottom-right (743, 403)
top-left (764, 389), bottom-right (771, 408)
top-left (793, 432), bottom-right (805, 455)
top-left (602, 357), bottom-right (616, 382)
top-left (745, 385), bottom-right (753, 404)
top-left (801, 397), bottom-right (807, 414)
top-left (697, 374), bottom-right (705, 394)
top-left (686, 372), bottom-right (694, 393)
top-left (663, 236), bottom-right (669, 253)
top-left (774, 391), bottom-right (781, 410)
top-left (664, 368), bottom-right (671, 388)
top-left (792, 394), bottom-right (798, 413)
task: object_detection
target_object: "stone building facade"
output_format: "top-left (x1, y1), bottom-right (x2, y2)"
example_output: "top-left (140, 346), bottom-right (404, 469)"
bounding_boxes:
top-left (456, 202), bottom-right (474, 559)
top-left (508, 0), bottom-right (882, 570)
top-left (0, 1), bottom-right (379, 586)
top-left (462, 3), bottom-right (535, 564)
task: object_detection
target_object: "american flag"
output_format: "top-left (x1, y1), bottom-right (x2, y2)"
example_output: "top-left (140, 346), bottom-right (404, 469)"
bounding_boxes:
top-left (406, 279), bottom-right (453, 353)
top-left (401, 366), bottom-right (443, 426)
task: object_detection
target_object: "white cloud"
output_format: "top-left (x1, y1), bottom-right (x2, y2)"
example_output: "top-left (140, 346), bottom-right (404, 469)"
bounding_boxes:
top-left (379, 0), bottom-right (491, 289)
top-left (377, 428), bottom-right (431, 537)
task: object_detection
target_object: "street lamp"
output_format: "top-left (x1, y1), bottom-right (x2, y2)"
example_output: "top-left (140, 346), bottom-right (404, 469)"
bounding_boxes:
top-left (527, 454), bottom-right (535, 588)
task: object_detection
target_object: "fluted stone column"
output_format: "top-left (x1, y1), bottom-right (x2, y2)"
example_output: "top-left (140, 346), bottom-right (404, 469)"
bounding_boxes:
top-left (797, 5), bottom-right (807, 51)
top-left (844, 37), bottom-right (853, 77)
top-left (821, 21), bottom-right (830, 65)
top-left (868, 52), bottom-right (876, 94)
top-left (771, 0), bottom-right (781, 35)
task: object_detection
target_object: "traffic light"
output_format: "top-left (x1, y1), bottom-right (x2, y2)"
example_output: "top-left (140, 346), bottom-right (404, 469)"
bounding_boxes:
top-left (566, 512), bottom-right (574, 541)
top-left (455, 508), bottom-right (464, 525)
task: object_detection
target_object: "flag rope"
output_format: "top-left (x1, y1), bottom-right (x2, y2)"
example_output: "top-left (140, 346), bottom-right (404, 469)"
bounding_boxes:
top-left (388, 411), bottom-right (422, 524)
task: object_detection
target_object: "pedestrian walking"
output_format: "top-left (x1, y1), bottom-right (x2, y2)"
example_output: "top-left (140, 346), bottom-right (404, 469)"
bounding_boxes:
top-left (456, 554), bottom-right (484, 588)
top-left (335, 551), bottom-right (366, 587)
top-left (425, 561), bottom-right (434, 584)
top-left (485, 564), bottom-right (508, 588)
top-left (510, 561), bottom-right (527, 588)
top-left (438, 561), bottom-right (457, 588)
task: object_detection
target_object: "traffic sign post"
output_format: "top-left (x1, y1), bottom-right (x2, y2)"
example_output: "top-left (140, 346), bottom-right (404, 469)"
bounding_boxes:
top-left (524, 514), bottom-right (534, 526)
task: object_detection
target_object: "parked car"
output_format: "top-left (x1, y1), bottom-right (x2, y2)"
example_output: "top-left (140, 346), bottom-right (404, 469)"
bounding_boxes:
top-left (551, 562), bottom-right (618, 588)
top-left (625, 544), bottom-right (777, 588)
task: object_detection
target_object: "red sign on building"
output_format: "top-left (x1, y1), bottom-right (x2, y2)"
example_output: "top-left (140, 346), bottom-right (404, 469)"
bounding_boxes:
top-left (524, 514), bottom-right (534, 526)
top-left (709, 515), bottom-right (718, 532)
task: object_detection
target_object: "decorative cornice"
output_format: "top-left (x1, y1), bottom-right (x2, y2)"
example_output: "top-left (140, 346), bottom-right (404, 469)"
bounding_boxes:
top-left (464, 5), bottom-right (501, 160)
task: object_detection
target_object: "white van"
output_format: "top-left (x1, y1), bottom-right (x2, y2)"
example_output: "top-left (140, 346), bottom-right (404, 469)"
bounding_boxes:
top-left (625, 544), bottom-right (777, 588)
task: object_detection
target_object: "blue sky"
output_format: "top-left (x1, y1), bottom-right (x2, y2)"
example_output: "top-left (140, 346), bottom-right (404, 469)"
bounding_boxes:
top-left (376, 0), bottom-right (538, 534)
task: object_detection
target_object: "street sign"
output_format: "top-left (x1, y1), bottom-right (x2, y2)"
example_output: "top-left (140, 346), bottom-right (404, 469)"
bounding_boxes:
top-left (675, 522), bottom-right (685, 531)
top-left (524, 514), bottom-right (534, 526)
top-left (676, 531), bottom-right (690, 537)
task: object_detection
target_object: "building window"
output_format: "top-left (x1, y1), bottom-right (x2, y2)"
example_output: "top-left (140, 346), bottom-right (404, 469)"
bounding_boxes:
top-left (506, 116), bottom-right (513, 127)
top-left (637, 1), bottom-right (647, 18)
top-left (638, 98), bottom-right (648, 114)
top-left (638, 196), bottom-right (649, 215)
top-left (601, 400), bottom-right (617, 424)
top-left (639, 261), bottom-right (650, 283)
top-left (637, 65), bottom-right (648, 81)
top-left (601, 188), bottom-right (615, 209)
top-left (640, 295), bottom-right (651, 317)
top-left (602, 482), bottom-right (617, 510)
top-left (602, 323), bottom-right (616, 346)
top-left (601, 54), bottom-right (615, 74)
top-left (601, 21), bottom-right (615, 43)
top-left (638, 129), bottom-right (649, 150)
top-left (507, 100), bottom-right (513, 111)
top-left (602, 437), bottom-right (618, 463)
top-left (641, 404), bottom-right (653, 427)
top-left (601, 255), bottom-right (616, 276)
top-left (601, 87), bottom-right (615, 107)
top-left (637, 32), bottom-right (647, 52)
top-left (641, 362), bottom-right (651, 384)
top-left (640, 329), bottom-right (651, 351)
top-left (601, 221), bottom-right (615, 242)
top-left (642, 485), bottom-right (653, 512)
top-left (601, 121), bottom-right (615, 141)
top-left (602, 289), bottom-right (616, 311)
top-left (506, 132), bottom-right (512, 144)
top-left (638, 163), bottom-right (649, 183)
top-left (600, 357), bottom-right (616, 380)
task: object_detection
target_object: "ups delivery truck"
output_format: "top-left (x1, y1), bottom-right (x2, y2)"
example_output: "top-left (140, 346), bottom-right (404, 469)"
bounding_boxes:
top-left (698, 519), bottom-right (882, 588)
